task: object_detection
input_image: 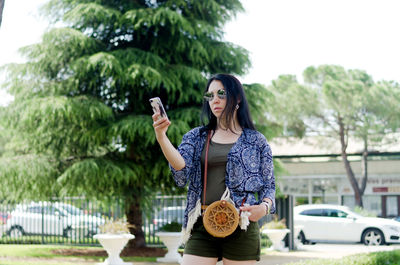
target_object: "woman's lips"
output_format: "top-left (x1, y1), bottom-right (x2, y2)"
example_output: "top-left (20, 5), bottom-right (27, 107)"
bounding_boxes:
top-left (214, 107), bottom-right (222, 111)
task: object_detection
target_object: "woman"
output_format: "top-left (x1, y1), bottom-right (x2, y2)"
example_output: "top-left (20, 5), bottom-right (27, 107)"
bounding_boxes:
top-left (152, 74), bottom-right (275, 265)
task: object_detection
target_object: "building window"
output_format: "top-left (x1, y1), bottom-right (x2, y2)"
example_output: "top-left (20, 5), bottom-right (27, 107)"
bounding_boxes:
top-left (387, 196), bottom-right (398, 217)
top-left (343, 195), bottom-right (382, 216)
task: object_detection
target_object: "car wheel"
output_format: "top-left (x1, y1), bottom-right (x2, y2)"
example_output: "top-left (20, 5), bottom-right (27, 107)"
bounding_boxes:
top-left (8, 226), bottom-right (24, 238)
top-left (298, 231), bottom-right (314, 245)
top-left (64, 228), bottom-right (76, 240)
top-left (86, 230), bottom-right (96, 238)
top-left (362, 228), bottom-right (385, 245)
top-left (298, 231), bottom-right (308, 244)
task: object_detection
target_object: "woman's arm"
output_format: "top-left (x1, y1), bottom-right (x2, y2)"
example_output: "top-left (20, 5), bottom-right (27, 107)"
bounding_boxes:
top-left (239, 135), bottom-right (275, 222)
top-left (152, 113), bottom-right (185, 170)
top-left (152, 112), bottom-right (198, 187)
top-left (258, 140), bottom-right (276, 214)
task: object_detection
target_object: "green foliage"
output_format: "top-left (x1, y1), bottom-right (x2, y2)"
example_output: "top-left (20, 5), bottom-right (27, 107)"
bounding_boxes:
top-left (0, 0), bottom-right (252, 200)
top-left (159, 221), bottom-right (182, 232)
top-left (265, 74), bottom-right (319, 137)
top-left (0, 244), bottom-right (157, 262)
top-left (261, 215), bottom-right (287, 230)
top-left (99, 218), bottom-right (133, 234)
top-left (353, 206), bottom-right (377, 217)
top-left (300, 64), bottom-right (400, 139)
top-left (268, 65), bottom-right (400, 206)
top-left (0, 155), bottom-right (59, 201)
top-left (0, 0), bottom-right (274, 247)
top-left (0, 115), bottom-right (9, 157)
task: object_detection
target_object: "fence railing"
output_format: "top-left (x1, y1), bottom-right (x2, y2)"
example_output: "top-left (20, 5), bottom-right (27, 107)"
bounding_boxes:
top-left (0, 195), bottom-right (290, 247)
top-left (0, 196), bottom-right (186, 246)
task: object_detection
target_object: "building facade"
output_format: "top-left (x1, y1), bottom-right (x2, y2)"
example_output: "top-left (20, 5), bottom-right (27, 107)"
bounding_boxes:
top-left (270, 135), bottom-right (400, 217)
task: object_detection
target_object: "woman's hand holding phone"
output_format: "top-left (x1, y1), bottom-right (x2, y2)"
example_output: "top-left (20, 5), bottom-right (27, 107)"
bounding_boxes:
top-left (152, 112), bottom-right (170, 140)
top-left (149, 97), bottom-right (185, 170)
top-left (150, 97), bottom-right (170, 140)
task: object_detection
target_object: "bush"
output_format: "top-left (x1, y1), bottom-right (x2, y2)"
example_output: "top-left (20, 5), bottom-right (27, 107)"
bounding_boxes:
top-left (159, 221), bottom-right (182, 232)
top-left (353, 206), bottom-right (377, 217)
top-left (99, 218), bottom-right (133, 234)
top-left (261, 215), bottom-right (287, 230)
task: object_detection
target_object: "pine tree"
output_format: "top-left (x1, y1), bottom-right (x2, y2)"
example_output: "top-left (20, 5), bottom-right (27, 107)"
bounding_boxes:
top-left (0, 0), bottom-right (264, 248)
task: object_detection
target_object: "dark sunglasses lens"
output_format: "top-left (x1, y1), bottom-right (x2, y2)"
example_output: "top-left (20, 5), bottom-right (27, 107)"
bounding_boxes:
top-left (204, 92), bottom-right (213, 101)
top-left (217, 89), bottom-right (226, 99)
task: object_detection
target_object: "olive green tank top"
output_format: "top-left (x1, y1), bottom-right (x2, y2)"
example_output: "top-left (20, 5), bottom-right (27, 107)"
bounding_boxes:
top-left (201, 139), bottom-right (235, 205)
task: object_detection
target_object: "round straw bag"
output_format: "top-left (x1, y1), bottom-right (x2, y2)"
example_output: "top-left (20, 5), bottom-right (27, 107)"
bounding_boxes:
top-left (203, 200), bottom-right (239, 238)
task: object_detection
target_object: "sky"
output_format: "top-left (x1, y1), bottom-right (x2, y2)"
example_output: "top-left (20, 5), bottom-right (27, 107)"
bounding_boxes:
top-left (1, 0), bottom-right (400, 107)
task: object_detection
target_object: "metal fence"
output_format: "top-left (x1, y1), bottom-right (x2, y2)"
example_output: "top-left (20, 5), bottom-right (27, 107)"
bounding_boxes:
top-left (0, 196), bottom-right (290, 247)
top-left (0, 195), bottom-right (185, 246)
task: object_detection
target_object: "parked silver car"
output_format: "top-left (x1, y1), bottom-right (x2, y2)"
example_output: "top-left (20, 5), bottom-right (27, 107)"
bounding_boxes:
top-left (6, 201), bottom-right (105, 238)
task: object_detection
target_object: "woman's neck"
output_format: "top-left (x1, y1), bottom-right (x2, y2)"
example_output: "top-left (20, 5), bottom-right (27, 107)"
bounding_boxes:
top-left (217, 118), bottom-right (242, 134)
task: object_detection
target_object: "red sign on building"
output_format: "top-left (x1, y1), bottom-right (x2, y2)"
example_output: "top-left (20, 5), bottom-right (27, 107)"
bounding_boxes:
top-left (373, 187), bottom-right (388, 192)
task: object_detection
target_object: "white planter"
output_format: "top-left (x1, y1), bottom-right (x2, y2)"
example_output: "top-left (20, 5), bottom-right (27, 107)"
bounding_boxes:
top-left (262, 229), bottom-right (290, 251)
top-left (156, 232), bottom-right (182, 263)
top-left (94, 233), bottom-right (135, 265)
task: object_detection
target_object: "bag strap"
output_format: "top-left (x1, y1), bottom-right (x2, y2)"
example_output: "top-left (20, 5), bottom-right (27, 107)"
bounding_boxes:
top-left (202, 131), bottom-right (246, 213)
top-left (202, 131), bottom-right (212, 210)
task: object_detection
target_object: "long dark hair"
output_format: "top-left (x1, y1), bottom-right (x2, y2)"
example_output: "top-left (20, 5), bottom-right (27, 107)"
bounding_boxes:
top-left (201, 74), bottom-right (255, 132)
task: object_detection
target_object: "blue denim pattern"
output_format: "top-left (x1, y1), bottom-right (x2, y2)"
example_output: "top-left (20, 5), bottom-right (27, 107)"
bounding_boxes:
top-left (169, 127), bottom-right (275, 228)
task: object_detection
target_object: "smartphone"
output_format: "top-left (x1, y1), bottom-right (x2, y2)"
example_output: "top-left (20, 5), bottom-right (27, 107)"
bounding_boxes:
top-left (149, 97), bottom-right (168, 120)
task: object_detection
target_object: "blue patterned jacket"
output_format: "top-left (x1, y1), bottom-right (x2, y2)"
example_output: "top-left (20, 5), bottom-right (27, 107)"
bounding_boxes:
top-left (170, 126), bottom-right (275, 229)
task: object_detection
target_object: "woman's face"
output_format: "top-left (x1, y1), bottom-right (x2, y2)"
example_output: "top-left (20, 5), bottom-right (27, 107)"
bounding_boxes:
top-left (207, 80), bottom-right (226, 119)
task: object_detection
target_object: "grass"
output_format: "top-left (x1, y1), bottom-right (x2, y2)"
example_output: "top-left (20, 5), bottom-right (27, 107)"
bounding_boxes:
top-left (0, 244), bottom-right (157, 265)
top-left (286, 249), bottom-right (400, 265)
top-left (0, 261), bottom-right (82, 265)
top-left (5, 243), bottom-right (400, 265)
top-left (0, 244), bottom-right (100, 259)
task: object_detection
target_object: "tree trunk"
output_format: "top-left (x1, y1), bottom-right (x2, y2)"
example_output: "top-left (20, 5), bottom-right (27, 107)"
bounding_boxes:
top-left (360, 138), bottom-right (368, 195)
top-left (0, 0), bottom-right (5, 27)
top-left (338, 117), bottom-right (363, 207)
top-left (126, 192), bottom-right (146, 248)
top-left (125, 142), bottom-right (146, 248)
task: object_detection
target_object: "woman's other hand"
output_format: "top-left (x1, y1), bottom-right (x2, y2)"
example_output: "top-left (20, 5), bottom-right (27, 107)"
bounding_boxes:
top-left (152, 113), bottom-right (171, 140)
top-left (240, 204), bottom-right (266, 222)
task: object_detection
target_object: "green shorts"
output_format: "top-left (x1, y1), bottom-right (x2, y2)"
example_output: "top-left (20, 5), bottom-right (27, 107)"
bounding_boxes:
top-left (184, 218), bottom-right (260, 261)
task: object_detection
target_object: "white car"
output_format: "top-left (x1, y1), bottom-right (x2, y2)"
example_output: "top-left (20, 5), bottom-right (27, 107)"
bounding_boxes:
top-left (294, 204), bottom-right (400, 245)
top-left (6, 201), bottom-right (105, 238)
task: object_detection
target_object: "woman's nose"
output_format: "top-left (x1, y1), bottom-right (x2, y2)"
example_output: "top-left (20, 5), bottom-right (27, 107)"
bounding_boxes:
top-left (212, 95), bottom-right (220, 103)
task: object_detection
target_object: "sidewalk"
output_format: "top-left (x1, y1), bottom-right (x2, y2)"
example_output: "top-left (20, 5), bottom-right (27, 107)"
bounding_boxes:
top-left (258, 243), bottom-right (400, 265)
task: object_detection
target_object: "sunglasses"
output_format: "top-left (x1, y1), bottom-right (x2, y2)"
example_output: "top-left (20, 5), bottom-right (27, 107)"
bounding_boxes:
top-left (203, 89), bottom-right (227, 102)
